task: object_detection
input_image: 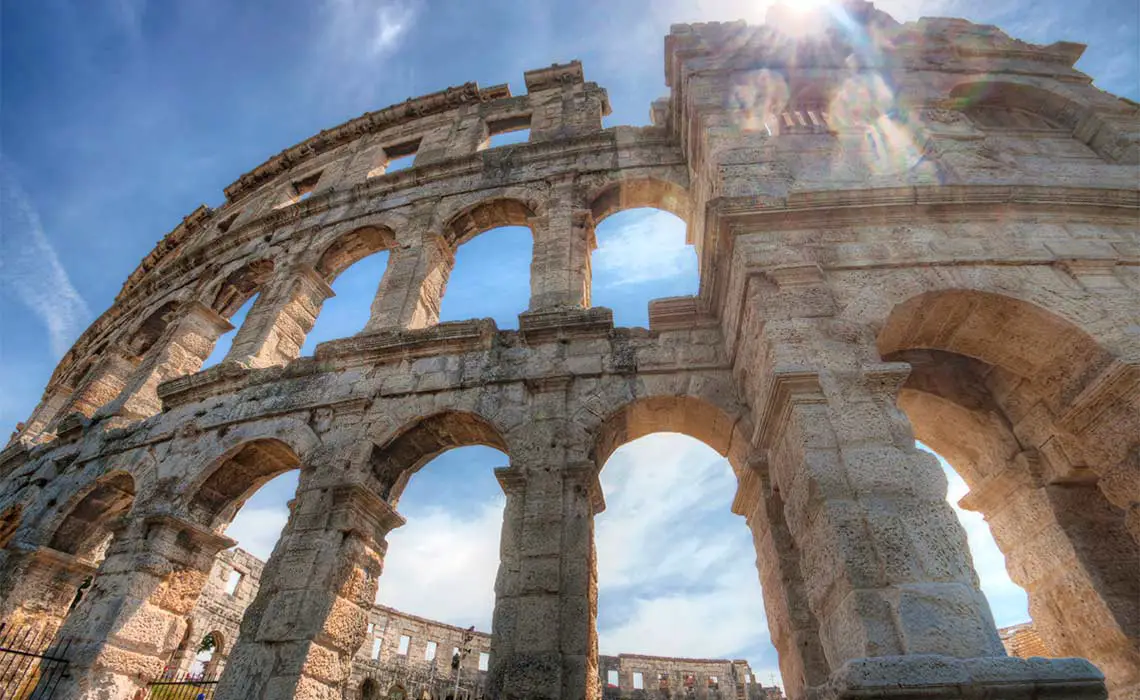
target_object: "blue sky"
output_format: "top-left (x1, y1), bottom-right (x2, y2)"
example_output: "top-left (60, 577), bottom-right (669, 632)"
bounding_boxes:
top-left (2, 0), bottom-right (1138, 687)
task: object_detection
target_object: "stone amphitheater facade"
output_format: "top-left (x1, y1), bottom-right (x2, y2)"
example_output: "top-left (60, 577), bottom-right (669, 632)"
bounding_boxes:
top-left (1, 2), bottom-right (1138, 698)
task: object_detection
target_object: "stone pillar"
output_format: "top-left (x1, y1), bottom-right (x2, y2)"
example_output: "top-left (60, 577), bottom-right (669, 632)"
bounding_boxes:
top-left (961, 464), bottom-right (1140, 698)
top-left (528, 177), bottom-right (594, 311)
top-left (733, 467), bottom-right (828, 700)
top-left (0, 543), bottom-right (96, 637)
top-left (363, 234), bottom-right (455, 332)
top-left (96, 301), bottom-right (233, 419)
top-left (51, 350), bottom-right (141, 425)
top-left (49, 514), bottom-right (235, 699)
top-left (214, 483), bottom-right (405, 699)
top-left (755, 364), bottom-right (1107, 698)
top-left (489, 464), bottom-right (601, 700)
top-left (16, 386), bottom-right (74, 443)
top-left (223, 264), bottom-right (335, 368)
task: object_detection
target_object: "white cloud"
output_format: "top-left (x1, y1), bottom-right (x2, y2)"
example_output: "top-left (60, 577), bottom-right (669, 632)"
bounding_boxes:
top-left (593, 210), bottom-right (695, 288)
top-left (377, 497), bottom-right (505, 631)
top-left (0, 164), bottom-right (91, 357)
top-left (322, 0), bottom-right (418, 59)
top-left (224, 505), bottom-right (290, 562)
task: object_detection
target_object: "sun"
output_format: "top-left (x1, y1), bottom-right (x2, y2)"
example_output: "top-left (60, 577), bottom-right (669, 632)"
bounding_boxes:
top-left (766, 0), bottom-right (839, 37)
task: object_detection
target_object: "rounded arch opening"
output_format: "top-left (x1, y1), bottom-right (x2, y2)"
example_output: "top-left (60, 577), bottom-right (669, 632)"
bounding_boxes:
top-left (48, 471), bottom-right (136, 563)
top-left (439, 198), bottom-right (536, 330)
top-left (359, 678), bottom-right (381, 700)
top-left (365, 411), bottom-right (506, 685)
top-left (303, 225), bottom-right (396, 353)
top-left (588, 178), bottom-right (692, 228)
top-left (879, 292), bottom-right (1140, 692)
top-left (187, 438), bottom-right (302, 532)
top-left (592, 416), bottom-right (783, 696)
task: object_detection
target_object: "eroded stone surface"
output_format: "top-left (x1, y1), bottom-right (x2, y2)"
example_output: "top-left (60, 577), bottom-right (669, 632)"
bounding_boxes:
top-left (1, 2), bottom-right (1137, 698)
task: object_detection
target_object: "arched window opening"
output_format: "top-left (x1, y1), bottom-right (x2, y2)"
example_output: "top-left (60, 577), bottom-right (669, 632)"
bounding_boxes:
top-left (591, 208), bottom-right (695, 328)
top-left (373, 444), bottom-right (505, 629)
top-left (200, 293), bottom-right (257, 370)
top-left (200, 258), bottom-right (275, 370)
top-left (918, 443), bottom-right (1031, 634)
top-left (302, 225), bottom-right (394, 353)
top-left (594, 432), bottom-right (782, 697)
top-left (188, 630), bottom-right (224, 678)
top-left (50, 472), bottom-right (136, 564)
top-left (359, 678), bottom-right (381, 700)
top-left (438, 226), bottom-right (532, 330)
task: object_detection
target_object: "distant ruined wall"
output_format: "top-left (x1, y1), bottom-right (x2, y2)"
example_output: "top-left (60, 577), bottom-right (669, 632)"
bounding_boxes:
top-left (1, 2), bottom-right (1137, 699)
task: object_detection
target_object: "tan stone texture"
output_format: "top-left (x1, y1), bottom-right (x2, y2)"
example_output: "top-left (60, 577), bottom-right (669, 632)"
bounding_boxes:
top-left (1, 3), bottom-right (1137, 699)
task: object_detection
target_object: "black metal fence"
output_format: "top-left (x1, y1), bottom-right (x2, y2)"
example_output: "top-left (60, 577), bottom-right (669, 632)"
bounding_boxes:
top-left (0, 621), bottom-right (72, 699)
top-left (146, 669), bottom-right (221, 699)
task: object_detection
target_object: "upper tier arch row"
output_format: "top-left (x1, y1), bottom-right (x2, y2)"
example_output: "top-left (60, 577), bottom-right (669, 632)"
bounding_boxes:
top-left (12, 24), bottom-right (1140, 448)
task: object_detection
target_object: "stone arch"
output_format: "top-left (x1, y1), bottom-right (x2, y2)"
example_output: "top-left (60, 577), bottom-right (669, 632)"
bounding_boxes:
top-left (314, 224), bottom-right (398, 283)
top-left (947, 79), bottom-right (1138, 163)
top-left (360, 678), bottom-right (381, 700)
top-left (47, 471), bottom-right (136, 562)
top-left (211, 258), bottom-right (276, 318)
top-left (879, 291), bottom-right (1140, 696)
top-left (590, 394), bottom-right (743, 470)
top-left (588, 177), bottom-right (692, 228)
top-left (370, 410), bottom-right (509, 505)
top-left (124, 300), bottom-right (182, 357)
top-left (442, 197), bottom-right (536, 248)
top-left (199, 629), bottom-right (225, 676)
top-left (185, 437), bottom-right (303, 531)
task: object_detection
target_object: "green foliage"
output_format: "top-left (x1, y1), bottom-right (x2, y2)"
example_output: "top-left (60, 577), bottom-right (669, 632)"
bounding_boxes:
top-left (197, 632), bottom-right (218, 654)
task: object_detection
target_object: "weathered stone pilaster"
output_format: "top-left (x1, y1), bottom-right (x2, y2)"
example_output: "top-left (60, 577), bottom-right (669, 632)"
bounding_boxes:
top-left (489, 463), bottom-right (602, 700)
top-left (214, 483), bottom-right (404, 700)
top-left (528, 177), bottom-right (594, 310)
top-left (49, 514), bottom-right (235, 699)
top-left (364, 234), bottom-right (455, 332)
top-left (223, 264), bottom-right (335, 368)
top-left (733, 467), bottom-right (829, 700)
top-left (962, 466), bottom-right (1140, 698)
top-left (51, 350), bottom-right (141, 427)
top-left (752, 355), bottom-right (1106, 698)
top-left (96, 302), bottom-right (233, 420)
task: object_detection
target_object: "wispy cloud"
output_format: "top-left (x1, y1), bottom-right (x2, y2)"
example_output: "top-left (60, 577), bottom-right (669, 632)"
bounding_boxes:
top-left (224, 504), bottom-right (290, 561)
top-left (0, 163), bottom-right (91, 357)
top-left (309, 0), bottom-right (420, 103)
top-left (593, 210), bottom-right (695, 288)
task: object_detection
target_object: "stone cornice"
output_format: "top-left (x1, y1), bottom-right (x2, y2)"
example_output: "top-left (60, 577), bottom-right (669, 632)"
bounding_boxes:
top-left (751, 368), bottom-right (827, 450)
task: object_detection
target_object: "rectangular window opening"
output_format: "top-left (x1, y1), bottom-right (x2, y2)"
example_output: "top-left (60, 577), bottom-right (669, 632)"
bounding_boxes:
top-left (658, 672), bottom-right (669, 689)
top-left (424, 641), bottom-right (438, 661)
top-left (381, 139), bottom-right (420, 174)
top-left (291, 171), bottom-right (322, 202)
top-left (483, 114), bottom-right (531, 150)
top-left (366, 622), bottom-right (374, 636)
top-left (606, 669), bottom-right (620, 688)
top-left (632, 672), bottom-right (644, 690)
top-left (216, 212), bottom-right (239, 234)
top-left (397, 634), bottom-right (410, 655)
top-left (708, 675), bottom-right (718, 688)
top-left (370, 638), bottom-right (382, 659)
top-left (478, 652), bottom-right (490, 671)
top-left (224, 569), bottom-right (242, 596)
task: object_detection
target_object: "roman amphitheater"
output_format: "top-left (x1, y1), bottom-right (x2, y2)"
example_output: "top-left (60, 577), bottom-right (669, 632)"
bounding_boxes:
top-left (0, 1), bottom-right (1137, 698)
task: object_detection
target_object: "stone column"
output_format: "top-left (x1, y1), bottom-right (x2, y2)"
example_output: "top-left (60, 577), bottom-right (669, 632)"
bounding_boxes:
top-left (363, 234), bottom-right (455, 332)
top-left (528, 177), bottom-right (594, 311)
top-left (733, 466), bottom-right (828, 700)
top-left (214, 483), bottom-right (405, 699)
top-left (961, 463), bottom-right (1140, 698)
top-left (96, 301), bottom-right (234, 419)
top-left (51, 349), bottom-right (141, 425)
top-left (49, 514), bottom-right (235, 699)
top-left (0, 543), bottom-right (96, 637)
top-left (489, 463), bottom-right (602, 700)
top-left (223, 264), bottom-right (335, 368)
top-left (754, 363), bottom-right (1106, 698)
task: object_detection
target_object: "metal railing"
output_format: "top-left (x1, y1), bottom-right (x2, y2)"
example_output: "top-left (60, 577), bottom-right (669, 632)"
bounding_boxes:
top-left (146, 669), bottom-right (221, 699)
top-left (0, 621), bottom-right (72, 699)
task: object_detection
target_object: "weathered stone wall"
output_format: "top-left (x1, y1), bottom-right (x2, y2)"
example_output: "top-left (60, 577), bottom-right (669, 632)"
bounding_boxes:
top-left (0, 2), bottom-right (1137, 699)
